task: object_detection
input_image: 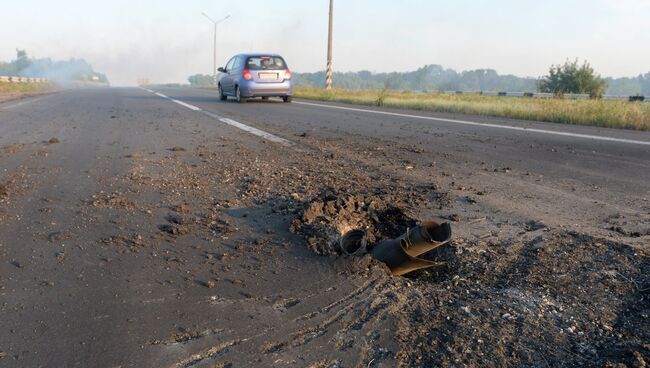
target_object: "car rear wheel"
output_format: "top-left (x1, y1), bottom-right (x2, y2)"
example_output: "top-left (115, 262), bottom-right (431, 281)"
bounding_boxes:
top-left (283, 96), bottom-right (293, 103)
top-left (218, 85), bottom-right (227, 101)
top-left (235, 86), bottom-right (246, 103)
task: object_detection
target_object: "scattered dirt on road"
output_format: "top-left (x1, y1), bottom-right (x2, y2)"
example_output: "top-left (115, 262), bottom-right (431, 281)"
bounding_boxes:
top-left (47, 230), bottom-right (75, 242)
top-left (88, 191), bottom-right (134, 208)
top-left (0, 183), bottom-right (7, 199)
top-left (101, 233), bottom-right (147, 252)
top-left (142, 138), bottom-right (647, 367)
top-left (172, 204), bottom-right (192, 214)
top-left (393, 230), bottom-right (649, 367)
top-left (0, 168), bottom-right (31, 207)
top-left (1, 144), bottom-right (27, 154)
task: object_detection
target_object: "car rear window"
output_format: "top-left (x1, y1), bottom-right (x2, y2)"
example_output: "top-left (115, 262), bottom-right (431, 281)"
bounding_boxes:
top-left (246, 56), bottom-right (287, 70)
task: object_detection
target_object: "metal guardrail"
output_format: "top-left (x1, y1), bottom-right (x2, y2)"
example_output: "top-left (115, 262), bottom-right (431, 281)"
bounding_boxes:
top-left (0, 76), bottom-right (49, 83)
top-left (443, 90), bottom-right (648, 102)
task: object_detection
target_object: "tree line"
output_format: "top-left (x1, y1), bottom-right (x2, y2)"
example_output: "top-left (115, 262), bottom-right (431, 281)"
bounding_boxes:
top-left (299, 61), bottom-right (649, 97)
top-left (187, 59), bottom-right (647, 97)
top-left (0, 50), bottom-right (109, 84)
top-left (189, 59), bottom-right (649, 97)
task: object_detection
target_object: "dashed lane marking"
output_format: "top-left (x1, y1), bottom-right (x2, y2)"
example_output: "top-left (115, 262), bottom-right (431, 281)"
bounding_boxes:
top-left (142, 88), bottom-right (293, 146)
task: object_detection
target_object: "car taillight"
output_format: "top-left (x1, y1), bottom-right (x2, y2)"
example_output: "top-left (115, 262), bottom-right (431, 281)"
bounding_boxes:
top-left (242, 69), bottom-right (253, 80)
top-left (284, 69), bottom-right (292, 80)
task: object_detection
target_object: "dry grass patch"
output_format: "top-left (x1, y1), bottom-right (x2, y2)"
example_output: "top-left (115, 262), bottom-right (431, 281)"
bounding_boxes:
top-left (295, 87), bottom-right (650, 131)
top-left (0, 81), bottom-right (56, 94)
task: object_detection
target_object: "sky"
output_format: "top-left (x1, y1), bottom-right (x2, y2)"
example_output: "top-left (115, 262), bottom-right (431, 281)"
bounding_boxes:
top-left (1, 0), bottom-right (649, 86)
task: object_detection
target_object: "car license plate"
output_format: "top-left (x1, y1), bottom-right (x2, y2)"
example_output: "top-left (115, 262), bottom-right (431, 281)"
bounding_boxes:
top-left (259, 73), bottom-right (277, 80)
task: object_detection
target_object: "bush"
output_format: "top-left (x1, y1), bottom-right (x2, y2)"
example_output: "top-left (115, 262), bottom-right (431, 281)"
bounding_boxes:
top-left (538, 59), bottom-right (607, 97)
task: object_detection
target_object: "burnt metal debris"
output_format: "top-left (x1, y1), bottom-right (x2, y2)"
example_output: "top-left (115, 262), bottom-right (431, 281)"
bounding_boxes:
top-left (340, 229), bottom-right (368, 256)
top-left (341, 222), bottom-right (452, 276)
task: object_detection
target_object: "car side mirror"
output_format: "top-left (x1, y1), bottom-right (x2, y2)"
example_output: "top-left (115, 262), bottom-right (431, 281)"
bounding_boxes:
top-left (217, 67), bottom-right (225, 73)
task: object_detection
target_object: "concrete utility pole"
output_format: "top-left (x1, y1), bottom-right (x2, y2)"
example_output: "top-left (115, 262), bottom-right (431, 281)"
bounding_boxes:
top-left (326, 0), bottom-right (334, 90)
top-left (202, 12), bottom-right (230, 84)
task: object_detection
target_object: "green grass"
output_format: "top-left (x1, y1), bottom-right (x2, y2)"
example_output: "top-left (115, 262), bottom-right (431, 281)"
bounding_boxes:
top-left (0, 81), bottom-right (56, 94)
top-left (294, 87), bottom-right (650, 131)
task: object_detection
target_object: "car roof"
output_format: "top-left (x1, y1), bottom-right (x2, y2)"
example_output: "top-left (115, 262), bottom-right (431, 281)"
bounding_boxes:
top-left (236, 53), bottom-right (284, 58)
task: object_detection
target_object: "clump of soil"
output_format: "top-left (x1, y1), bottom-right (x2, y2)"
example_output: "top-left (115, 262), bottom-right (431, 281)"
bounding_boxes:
top-left (158, 223), bottom-right (189, 236)
top-left (101, 234), bottom-right (146, 251)
top-left (89, 192), bottom-right (134, 208)
top-left (165, 213), bottom-right (190, 225)
top-left (47, 231), bottom-right (75, 242)
top-left (173, 204), bottom-right (192, 214)
top-left (290, 189), bottom-right (416, 255)
top-left (0, 171), bottom-right (30, 204)
top-left (199, 207), bottom-right (236, 236)
top-left (2, 144), bottom-right (26, 154)
top-left (0, 184), bottom-right (7, 199)
top-left (148, 328), bottom-right (203, 345)
top-left (48, 137), bottom-right (60, 144)
top-left (169, 146), bottom-right (186, 152)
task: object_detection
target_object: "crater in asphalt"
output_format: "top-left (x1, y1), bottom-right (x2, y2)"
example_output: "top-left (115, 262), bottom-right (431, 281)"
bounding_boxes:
top-left (290, 189), bottom-right (418, 256)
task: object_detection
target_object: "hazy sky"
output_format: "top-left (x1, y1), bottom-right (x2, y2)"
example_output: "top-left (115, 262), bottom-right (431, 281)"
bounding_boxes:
top-left (1, 0), bottom-right (649, 86)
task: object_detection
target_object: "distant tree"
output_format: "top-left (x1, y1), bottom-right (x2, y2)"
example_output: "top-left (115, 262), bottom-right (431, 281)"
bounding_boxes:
top-left (15, 49), bottom-right (30, 73)
top-left (384, 73), bottom-right (404, 90)
top-left (188, 74), bottom-right (216, 87)
top-left (605, 76), bottom-right (643, 96)
top-left (643, 72), bottom-right (650, 95)
top-left (272, 63), bottom-right (646, 95)
top-left (538, 59), bottom-right (607, 97)
top-left (412, 66), bottom-right (430, 91)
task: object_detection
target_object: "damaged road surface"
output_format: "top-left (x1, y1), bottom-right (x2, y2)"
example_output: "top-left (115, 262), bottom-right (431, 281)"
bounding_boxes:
top-left (1, 87), bottom-right (649, 367)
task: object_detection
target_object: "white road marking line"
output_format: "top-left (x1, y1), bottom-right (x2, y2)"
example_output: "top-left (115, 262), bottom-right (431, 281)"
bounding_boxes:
top-left (171, 99), bottom-right (202, 111)
top-left (295, 101), bottom-right (650, 146)
top-left (218, 117), bottom-right (294, 146)
top-left (144, 88), bottom-right (293, 146)
top-left (147, 89), bottom-right (201, 111)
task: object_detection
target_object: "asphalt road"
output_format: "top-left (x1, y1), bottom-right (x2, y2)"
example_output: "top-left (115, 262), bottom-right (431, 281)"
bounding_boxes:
top-left (0, 87), bottom-right (648, 367)
top-left (148, 86), bottom-right (650, 240)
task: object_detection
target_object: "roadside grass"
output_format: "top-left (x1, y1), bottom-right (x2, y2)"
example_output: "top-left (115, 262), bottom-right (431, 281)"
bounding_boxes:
top-left (294, 88), bottom-right (650, 131)
top-left (0, 82), bottom-right (56, 94)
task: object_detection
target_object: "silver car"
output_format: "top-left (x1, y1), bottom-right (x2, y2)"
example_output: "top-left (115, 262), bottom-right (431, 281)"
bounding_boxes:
top-left (217, 53), bottom-right (293, 103)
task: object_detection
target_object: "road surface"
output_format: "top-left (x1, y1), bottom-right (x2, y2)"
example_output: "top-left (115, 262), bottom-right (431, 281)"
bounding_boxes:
top-left (1, 87), bottom-right (648, 367)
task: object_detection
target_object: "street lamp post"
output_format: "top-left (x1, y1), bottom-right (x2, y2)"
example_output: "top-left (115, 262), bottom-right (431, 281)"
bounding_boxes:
top-left (202, 12), bottom-right (230, 84)
top-left (326, 0), bottom-right (334, 90)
